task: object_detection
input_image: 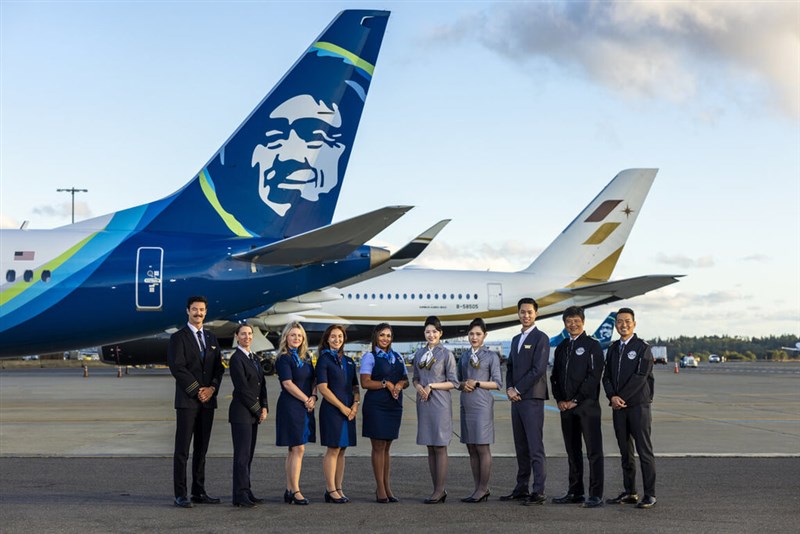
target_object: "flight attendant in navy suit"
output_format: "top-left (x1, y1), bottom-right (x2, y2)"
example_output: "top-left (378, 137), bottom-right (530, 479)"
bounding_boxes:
top-left (360, 323), bottom-right (409, 503)
top-left (502, 297), bottom-right (550, 505)
top-left (275, 321), bottom-right (316, 505)
top-left (167, 295), bottom-right (225, 508)
top-left (316, 325), bottom-right (360, 504)
top-left (228, 324), bottom-right (268, 508)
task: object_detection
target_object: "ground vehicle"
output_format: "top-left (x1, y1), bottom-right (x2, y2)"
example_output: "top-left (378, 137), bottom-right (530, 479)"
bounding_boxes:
top-left (680, 355), bottom-right (698, 368)
top-left (708, 354), bottom-right (721, 363)
top-left (651, 346), bottom-right (668, 364)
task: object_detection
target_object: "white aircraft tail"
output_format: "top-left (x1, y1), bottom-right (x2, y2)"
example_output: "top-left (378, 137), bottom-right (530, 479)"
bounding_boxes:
top-left (522, 169), bottom-right (657, 287)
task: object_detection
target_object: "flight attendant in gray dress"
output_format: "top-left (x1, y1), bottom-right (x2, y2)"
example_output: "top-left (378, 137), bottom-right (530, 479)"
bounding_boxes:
top-left (458, 317), bottom-right (502, 503)
top-left (412, 316), bottom-right (458, 504)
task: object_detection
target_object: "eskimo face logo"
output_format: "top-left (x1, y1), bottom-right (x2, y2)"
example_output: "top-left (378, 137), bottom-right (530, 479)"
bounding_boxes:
top-left (252, 95), bottom-right (346, 217)
top-left (598, 323), bottom-right (614, 341)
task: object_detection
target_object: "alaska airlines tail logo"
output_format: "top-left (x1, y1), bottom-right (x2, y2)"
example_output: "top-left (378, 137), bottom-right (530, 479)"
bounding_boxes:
top-left (142, 11), bottom-right (389, 239)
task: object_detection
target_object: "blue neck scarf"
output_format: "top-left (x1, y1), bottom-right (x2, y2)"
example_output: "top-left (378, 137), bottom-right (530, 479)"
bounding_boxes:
top-left (322, 348), bottom-right (342, 368)
top-left (289, 347), bottom-right (303, 368)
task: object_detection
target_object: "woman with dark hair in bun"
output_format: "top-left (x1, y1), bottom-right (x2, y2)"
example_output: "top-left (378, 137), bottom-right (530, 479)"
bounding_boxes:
top-left (412, 315), bottom-right (458, 504)
top-left (316, 324), bottom-right (359, 504)
top-left (360, 323), bottom-right (408, 503)
top-left (458, 317), bottom-right (502, 503)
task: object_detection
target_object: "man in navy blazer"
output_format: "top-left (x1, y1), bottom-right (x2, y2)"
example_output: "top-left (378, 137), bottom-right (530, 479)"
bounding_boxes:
top-left (501, 298), bottom-right (550, 505)
top-left (228, 324), bottom-right (268, 507)
top-left (168, 295), bottom-right (225, 508)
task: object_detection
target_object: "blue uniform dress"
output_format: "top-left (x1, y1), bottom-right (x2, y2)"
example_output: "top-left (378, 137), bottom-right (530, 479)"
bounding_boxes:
top-left (275, 351), bottom-right (316, 447)
top-left (316, 350), bottom-right (358, 448)
top-left (361, 350), bottom-right (407, 440)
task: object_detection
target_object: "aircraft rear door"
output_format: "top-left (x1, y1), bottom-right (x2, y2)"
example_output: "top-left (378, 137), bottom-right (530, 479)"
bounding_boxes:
top-left (136, 247), bottom-right (163, 311)
top-left (487, 283), bottom-right (502, 310)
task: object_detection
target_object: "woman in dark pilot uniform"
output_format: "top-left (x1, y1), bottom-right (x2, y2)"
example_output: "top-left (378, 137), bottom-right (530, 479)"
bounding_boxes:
top-left (228, 324), bottom-right (268, 508)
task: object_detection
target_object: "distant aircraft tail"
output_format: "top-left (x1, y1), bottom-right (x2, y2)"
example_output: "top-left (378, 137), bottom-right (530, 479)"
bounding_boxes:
top-left (76, 10), bottom-right (390, 240)
top-left (522, 169), bottom-right (657, 286)
top-left (591, 311), bottom-right (617, 349)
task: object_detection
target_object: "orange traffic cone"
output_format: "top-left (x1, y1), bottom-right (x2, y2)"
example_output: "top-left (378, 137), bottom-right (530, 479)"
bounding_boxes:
top-left (674, 362), bottom-right (679, 374)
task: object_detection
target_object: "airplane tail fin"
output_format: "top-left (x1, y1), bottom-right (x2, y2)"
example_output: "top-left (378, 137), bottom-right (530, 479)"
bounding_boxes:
top-left (103, 10), bottom-right (390, 239)
top-left (522, 169), bottom-right (658, 286)
top-left (591, 311), bottom-right (617, 350)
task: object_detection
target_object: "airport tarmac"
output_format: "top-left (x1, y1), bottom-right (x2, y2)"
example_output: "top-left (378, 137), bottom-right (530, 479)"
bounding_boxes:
top-left (1, 362), bottom-right (798, 457)
top-left (0, 362), bottom-right (798, 533)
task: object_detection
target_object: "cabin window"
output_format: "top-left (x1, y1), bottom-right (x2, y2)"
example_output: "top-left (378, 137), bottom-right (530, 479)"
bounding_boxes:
top-left (410, 294), bottom-right (415, 300)
top-left (466, 293), bottom-right (470, 300)
top-left (41, 270), bottom-right (51, 282)
top-left (23, 270), bottom-right (34, 282)
top-left (458, 293), bottom-right (463, 299)
top-left (450, 293), bottom-right (455, 300)
top-left (426, 293), bottom-right (431, 300)
top-left (474, 293), bottom-right (478, 300)
top-left (5, 270), bottom-right (15, 282)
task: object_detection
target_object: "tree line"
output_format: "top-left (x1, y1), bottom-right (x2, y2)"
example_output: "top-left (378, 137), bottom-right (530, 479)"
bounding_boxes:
top-left (647, 334), bottom-right (799, 361)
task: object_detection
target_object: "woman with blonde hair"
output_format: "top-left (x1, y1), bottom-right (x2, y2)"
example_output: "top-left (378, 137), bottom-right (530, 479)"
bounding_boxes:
top-left (275, 321), bottom-right (316, 505)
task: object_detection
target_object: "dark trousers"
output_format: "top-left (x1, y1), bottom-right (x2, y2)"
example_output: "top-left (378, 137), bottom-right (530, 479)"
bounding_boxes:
top-left (560, 400), bottom-right (604, 498)
top-left (231, 421), bottom-right (258, 501)
top-left (173, 407), bottom-right (215, 498)
top-left (511, 398), bottom-right (546, 493)
top-left (612, 403), bottom-right (656, 496)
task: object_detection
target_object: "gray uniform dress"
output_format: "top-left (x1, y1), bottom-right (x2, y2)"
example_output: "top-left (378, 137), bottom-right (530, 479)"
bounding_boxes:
top-left (458, 346), bottom-right (503, 445)
top-left (413, 344), bottom-right (459, 446)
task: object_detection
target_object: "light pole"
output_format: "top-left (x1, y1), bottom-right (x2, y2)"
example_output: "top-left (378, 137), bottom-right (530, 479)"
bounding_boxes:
top-left (56, 187), bottom-right (88, 224)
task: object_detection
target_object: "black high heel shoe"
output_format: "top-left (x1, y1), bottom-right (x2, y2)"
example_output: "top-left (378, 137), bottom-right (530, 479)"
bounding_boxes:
top-left (284, 489), bottom-right (309, 505)
top-left (424, 491), bottom-right (447, 504)
top-left (375, 491), bottom-right (389, 504)
top-left (336, 488), bottom-right (350, 503)
top-left (325, 490), bottom-right (348, 504)
top-left (462, 491), bottom-right (490, 503)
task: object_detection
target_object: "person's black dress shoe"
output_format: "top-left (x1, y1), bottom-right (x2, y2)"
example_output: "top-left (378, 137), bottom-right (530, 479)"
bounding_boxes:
top-left (499, 490), bottom-right (530, 501)
top-left (523, 492), bottom-right (547, 506)
top-left (247, 492), bottom-right (264, 504)
top-left (462, 491), bottom-right (491, 503)
top-left (284, 490), bottom-right (309, 505)
top-left (233, 498), bottom-right (256, 508)
top-left (191, 493), bottom-right (221, 504)
top-left (324, 490), bottom-right (348, 504)
top-left (387, 496), bottom-right (400, 503)
top-left (174, 496), bottom-right (193, 508)
top-left (583, 496), bottom-right (603, 508)
top-left (423, 491), bottom-right (447, 504)
top-left (552, 493), bottom-right (584, 504)
top-left (606, 492), bottom-right (639, 504)
top-left (637, 495), bottom-right (657, 509)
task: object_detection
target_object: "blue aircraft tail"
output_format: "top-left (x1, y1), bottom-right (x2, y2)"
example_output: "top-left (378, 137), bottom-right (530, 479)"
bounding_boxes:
top-left (549, 311), bottom-right (617, 349)
top-left (591, 311), bottom-right (617, 350)
top-left (121, 10), bottom-right (390, 239)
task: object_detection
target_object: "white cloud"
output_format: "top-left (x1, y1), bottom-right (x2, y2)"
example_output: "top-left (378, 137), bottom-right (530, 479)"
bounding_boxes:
top-left (32, 201), bottom-right (92, 221)
top-left (0, 213), bottom-right (20, 229)
top-left (431, 1), bottom-right (800, 118)
top-left (741, 254), bottom-right (770, 262)
top-left (411, 240), bottom-right (542, 271)
top-left (655, 253), bottom-right (714, 269)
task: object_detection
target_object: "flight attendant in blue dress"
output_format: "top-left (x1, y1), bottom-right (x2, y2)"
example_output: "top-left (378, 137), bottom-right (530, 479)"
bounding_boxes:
top-left (316, 324), bottom-right (360, 504)
top-left (275, 321), bottom-right (316, 505)
top-left (360, 323), bottom-right (408, 503)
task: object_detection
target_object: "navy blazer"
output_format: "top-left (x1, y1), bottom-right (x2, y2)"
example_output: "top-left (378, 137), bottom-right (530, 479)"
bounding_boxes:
top-left (506, 326), bottom-right (550, 400)
top-left (167, 326), bottom-right (224, 409)
top-left (228, 348), bottom-right (269, 423)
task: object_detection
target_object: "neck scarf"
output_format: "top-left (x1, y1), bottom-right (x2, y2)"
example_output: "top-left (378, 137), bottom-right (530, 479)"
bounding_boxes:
top-left (289, 347), bottom-right (303, 368)
top-left (322, 348), bottom-right (342, 368)
top-left (470, 348), bottom-right (481, 369)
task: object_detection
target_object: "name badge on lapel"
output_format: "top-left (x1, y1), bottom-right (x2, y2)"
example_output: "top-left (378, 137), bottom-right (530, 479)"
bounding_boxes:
top-left (627, 350), bottom-right (638, 360)
top-left (576, 347), bottom-right (585, 355)
top-left (524, 345), bottom-right (532, 350)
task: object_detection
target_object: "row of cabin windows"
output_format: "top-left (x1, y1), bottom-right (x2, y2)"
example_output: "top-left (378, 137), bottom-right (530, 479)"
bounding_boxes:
top-left (6, 269), bottom-right (51, 283)
top-left (345, 292), bottom-right (479, 301)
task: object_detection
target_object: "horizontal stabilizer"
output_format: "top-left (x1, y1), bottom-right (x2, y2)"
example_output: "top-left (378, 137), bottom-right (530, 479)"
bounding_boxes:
top-left (232, 206), bottom-right (412, 266)
top-left (330, 219), bottom-right (450, 288)
top-left (560, 275), bottom-right (683, 299)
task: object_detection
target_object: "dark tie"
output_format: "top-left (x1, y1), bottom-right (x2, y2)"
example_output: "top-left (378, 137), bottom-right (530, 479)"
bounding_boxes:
top-left (196, 330), bottom-right (206, 359)
top-left (250, 354), bottom-right (260, 371)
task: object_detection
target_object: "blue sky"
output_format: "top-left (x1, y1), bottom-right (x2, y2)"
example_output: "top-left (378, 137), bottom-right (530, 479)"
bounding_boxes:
top-left (2, 1), bottom-right (798, 340)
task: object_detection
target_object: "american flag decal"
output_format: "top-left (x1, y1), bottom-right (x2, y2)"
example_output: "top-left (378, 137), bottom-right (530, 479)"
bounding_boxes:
top-left (14, 251), bottom-right (35, 261)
